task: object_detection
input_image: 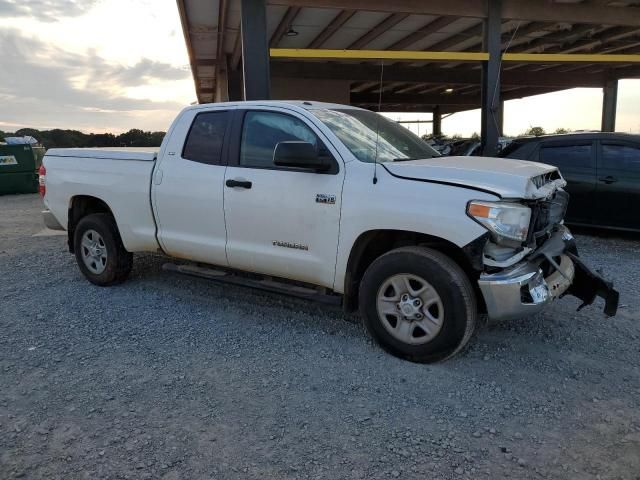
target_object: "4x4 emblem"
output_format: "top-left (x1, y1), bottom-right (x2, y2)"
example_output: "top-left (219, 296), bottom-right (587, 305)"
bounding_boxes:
top-left (316, 194), bottom-right (336, 205)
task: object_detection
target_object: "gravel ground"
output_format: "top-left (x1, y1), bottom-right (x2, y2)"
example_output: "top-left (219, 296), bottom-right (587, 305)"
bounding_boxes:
top-left (1, 193), bottom-right (639, 480)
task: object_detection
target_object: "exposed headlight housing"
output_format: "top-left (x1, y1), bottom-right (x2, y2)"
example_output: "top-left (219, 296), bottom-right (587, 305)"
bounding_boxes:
top-left (467, 201), bottom-right (531, 243)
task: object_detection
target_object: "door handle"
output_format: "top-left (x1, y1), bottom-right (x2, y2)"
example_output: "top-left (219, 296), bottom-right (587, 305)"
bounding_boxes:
top-left (226, 179), bottom-right (252, 189)
top-left (598, 176), bottom-right (618, 184)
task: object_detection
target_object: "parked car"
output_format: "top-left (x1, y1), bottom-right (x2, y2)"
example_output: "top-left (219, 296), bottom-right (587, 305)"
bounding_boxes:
top-left (450, 138), bottom-right (513, 157)
top-left (40, 101), bottom-right (618, 363)
top-left (500, 132), bottom-right (640, 231)
top-left (450, 139), bottom-right (481, 156)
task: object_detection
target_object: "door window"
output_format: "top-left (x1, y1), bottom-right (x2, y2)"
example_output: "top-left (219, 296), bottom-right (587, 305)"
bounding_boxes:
top-left (239, 111), bottom-right (319, 168)
top-left (602, 144), bottom-right (640, 171)
top-left (540, 144), bottom-right (594, 169)
top-left (182, 111), bottom-right (229, 165)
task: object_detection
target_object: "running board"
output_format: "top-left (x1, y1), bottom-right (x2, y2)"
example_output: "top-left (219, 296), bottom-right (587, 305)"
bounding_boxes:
top-left (162, 263), bottom-right (342, 306)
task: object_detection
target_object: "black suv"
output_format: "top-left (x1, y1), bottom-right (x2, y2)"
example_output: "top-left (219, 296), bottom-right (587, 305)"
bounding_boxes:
top-left (500, 133), bottom-right (640, 232)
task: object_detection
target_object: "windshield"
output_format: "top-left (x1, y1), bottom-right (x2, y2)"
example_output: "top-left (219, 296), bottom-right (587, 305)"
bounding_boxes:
top-left (311, 109), bottom-right (440, 163)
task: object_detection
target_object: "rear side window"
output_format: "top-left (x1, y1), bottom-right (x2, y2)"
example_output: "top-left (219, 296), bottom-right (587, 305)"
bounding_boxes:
top-left (499, 141), bottom-right (536, 159)
top-left (540, 144), bottom-right (594, 169)
top-left (182, 111), bottom-right (229, 165)
top-left (602, 144), bottom-right (640, 171)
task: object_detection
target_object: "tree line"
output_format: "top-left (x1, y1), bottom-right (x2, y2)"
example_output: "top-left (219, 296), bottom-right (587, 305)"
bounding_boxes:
top-left (0, 128), bottom-right (165, 149)
top-left (422, 126), bottom-right (573, 141)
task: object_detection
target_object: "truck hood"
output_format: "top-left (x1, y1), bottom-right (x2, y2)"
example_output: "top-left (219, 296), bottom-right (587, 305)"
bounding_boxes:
top-left (382, 156), bottom-right (567, 199)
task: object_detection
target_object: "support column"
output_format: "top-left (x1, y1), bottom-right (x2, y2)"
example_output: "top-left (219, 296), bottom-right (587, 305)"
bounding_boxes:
top-left (432, 106), bottom-right (442, 137)
top-left (601, 79), bottom-right (618, 132)
top-left (481, 0), bottom-right (501, 157)
top-left (215, 57), bottom-right (230, 102)
top-left (240, 0), bottom-right (271, 100)
top-left (228, 67), bottom-right (244, 101)
top-left (498, 99), bottom-right (504, 136)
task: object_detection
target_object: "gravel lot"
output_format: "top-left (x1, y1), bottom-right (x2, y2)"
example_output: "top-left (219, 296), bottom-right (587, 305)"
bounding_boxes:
top-left (1, 193), bottom-right (639, 480)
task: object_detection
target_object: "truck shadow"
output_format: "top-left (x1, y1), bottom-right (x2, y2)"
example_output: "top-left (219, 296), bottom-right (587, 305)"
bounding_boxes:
top-left (569, 224), bottom-right (640, 242)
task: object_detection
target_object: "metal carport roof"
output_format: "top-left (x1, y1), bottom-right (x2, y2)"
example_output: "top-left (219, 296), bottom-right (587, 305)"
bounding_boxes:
top-left (177, 0), bottom-right (640, 153)
top-left (178, 0), bottom-right (639, 108)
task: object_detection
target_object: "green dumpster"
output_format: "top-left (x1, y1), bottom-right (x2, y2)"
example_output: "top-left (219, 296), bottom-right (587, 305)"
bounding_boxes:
top-left (0, 144), bottom-right (39, 195)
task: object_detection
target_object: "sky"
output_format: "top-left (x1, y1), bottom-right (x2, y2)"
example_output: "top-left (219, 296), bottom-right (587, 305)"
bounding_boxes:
top-left (0, 0), bottom-right (638, 136)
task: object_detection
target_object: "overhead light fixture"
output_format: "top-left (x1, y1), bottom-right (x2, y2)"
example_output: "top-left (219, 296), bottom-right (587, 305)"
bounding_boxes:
top-left (285, 26), bottom-right (299, 37)
top-left (444, 88), bottom-right (454, 94)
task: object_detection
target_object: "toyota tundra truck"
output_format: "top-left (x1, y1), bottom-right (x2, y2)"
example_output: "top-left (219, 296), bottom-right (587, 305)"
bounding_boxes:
top-left (40, 101), bottom-right (619, 362)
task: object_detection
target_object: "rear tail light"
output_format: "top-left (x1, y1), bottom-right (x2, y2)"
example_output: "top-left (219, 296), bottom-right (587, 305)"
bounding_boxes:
top-left (38, 165), bottom-right (46, 197)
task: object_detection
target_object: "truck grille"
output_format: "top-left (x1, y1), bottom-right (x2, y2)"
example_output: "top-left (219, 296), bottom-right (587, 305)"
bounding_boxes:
top-left (529, 189), bottom-right (570, 243)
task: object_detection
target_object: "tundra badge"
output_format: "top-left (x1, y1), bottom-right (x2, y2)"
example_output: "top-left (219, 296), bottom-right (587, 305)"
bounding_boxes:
top-left (273, 240), bottom-right (309, 251)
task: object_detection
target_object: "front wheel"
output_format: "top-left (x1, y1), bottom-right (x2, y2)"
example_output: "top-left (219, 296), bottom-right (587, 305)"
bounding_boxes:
top-left (73, 213), bottom-right (133, 286)
top-left (359, 246), bottom-right (477, 363)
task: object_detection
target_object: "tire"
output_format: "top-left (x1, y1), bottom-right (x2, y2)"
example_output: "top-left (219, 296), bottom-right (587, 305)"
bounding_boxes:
top-left (73, 213), bottom-right (133, 286)
top-left (359, 246), bottom-right (477, 363)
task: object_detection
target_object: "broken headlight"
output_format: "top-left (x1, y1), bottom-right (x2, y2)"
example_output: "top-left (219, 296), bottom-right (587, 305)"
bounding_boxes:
top-left (467, 201), bottom-right (531, 244)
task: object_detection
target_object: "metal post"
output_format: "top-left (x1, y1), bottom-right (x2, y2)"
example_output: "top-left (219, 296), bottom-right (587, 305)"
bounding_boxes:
top-left (240, 0), bottom-right (271, 100)
top-left (481, 0), bottom-right (502, 157)
top-left (498, 99), bottom-right (504, 136)
top-left (432, 106), bottom-right (442, 137)
top-left (215, 57), bottom-right (230, 102)
top-left (601, 79), bottom-right (618, 132)
top-left (228, 67), bottom-right (244, 101)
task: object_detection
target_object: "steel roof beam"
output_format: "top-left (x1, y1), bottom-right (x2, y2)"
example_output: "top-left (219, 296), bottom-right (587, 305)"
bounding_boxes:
top-left (270, 7), bottom-right (301, 47)
top-left (512, 26), bottom-right (640, 73)
top-left (267, 0), bottom-right (640, 27)
top-left (270, 61), bottom-right (609, 87)
top-left (348, 13), bottom-right (409, 49)
top-left (388, 16), bottom-right (458, 50)
top-left (307, 9), bottom-right (356, 48)
top-left (427, 23), bottom-right (485, 52)
top-left (352, 87), bottom-right (566, 106)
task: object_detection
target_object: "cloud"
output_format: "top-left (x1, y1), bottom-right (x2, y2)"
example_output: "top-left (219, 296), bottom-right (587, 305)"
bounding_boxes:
top-left (0, 29), bottom-right (192, 132)
top-left (87, 57), bottom-right (191, 88)
top-left (0, 0), bottom-right (100, 22)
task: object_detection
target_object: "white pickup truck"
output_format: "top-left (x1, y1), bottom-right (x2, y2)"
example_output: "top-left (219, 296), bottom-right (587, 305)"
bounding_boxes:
top-left (41, 101), bottom-right (618, 362)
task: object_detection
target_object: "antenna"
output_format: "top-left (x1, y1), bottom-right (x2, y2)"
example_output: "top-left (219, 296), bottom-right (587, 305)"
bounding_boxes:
top-left (490, 21), bottom-right (521, 140)
top-left (373, 59), bottom-right (385, 185)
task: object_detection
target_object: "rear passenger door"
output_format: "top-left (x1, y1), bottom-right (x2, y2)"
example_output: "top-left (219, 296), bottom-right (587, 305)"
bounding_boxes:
top-left (152, 107), bottom-right (232, 266)
top-left (595, 141), bottom-right (640, 230)
top-left (538, 141), bottom-right (596, 225)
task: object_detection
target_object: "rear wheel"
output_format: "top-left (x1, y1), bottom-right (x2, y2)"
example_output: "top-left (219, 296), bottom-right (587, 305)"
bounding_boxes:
top-left (74, 213), bottom-right (132, 286)
top-left (359, 246), bottom-right (477, 363)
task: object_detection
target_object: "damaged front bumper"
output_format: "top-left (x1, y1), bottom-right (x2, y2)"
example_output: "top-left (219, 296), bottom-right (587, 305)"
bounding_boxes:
top-left (478, 226), bottom-right (619, 322)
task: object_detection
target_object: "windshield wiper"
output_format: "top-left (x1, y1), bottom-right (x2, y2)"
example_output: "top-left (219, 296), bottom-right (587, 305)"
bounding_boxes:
top-left (392, 156), bottom-right (435, 162)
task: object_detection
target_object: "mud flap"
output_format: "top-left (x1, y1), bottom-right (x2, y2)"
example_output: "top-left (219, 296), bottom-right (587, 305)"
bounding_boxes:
top-left (565, 252), bottom-right (619, 317)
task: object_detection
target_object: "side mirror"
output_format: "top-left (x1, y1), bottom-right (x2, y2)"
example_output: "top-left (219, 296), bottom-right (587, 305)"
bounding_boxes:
top-left (273, 141), bottom-right (330, 172)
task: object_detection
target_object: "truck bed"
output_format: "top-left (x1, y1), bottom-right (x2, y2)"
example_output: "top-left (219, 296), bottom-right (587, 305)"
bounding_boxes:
top-left (43, 148), bottom-right (160, 253)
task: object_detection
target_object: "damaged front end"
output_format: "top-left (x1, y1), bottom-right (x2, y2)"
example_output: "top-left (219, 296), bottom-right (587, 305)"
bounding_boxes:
top-left (473, 175), bottom-right (619, 322)
top-left (478, 224), bottom-right (618, 321)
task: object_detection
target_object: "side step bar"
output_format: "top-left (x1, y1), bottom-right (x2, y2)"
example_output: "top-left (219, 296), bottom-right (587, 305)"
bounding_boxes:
top-left (162, 263), bottom-right (342, 306)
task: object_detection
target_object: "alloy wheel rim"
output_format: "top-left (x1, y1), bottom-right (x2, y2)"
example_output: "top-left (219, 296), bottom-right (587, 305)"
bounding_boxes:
top-left (376, 273), bottom-right (444, 345)
top-left (80, 229), bottom-right (108, 275)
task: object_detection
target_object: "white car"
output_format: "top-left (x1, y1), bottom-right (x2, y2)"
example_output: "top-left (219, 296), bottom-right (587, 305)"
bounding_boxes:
top-left (40, 101), bottom-right (618, 362)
